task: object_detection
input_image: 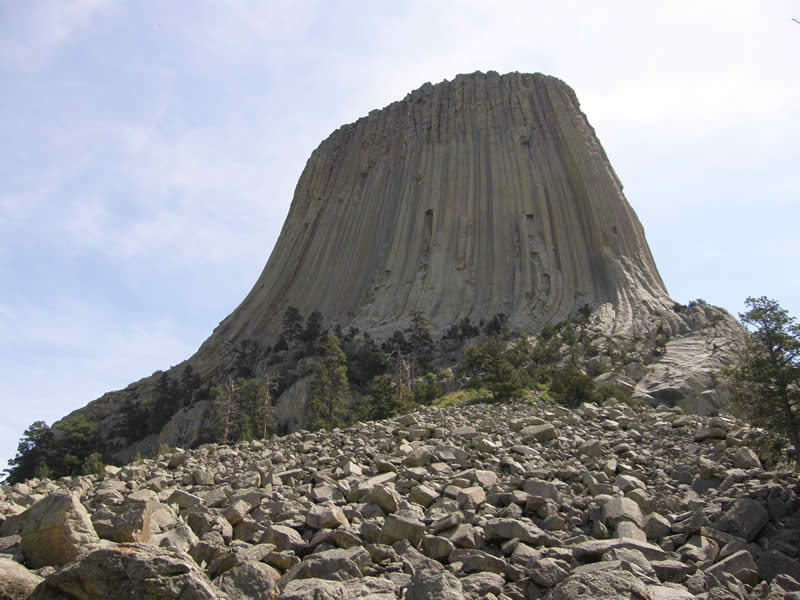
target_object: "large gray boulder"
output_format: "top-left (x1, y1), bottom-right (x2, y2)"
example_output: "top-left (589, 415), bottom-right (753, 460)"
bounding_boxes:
top-left (547, 569), bottom-right (654, 600)
top-left (215, 560), bottom-right (279, 600)
top-left (16, 491), bottom-right (101, 569)
top-left (28, 543), bottom-right (221, 599)
top-left (406, 567), bottom-right (466, 600)
top-left (715, 498), bottom-right (769, 542)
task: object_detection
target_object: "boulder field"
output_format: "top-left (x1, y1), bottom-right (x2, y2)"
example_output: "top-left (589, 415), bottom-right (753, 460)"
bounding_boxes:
top-left (2, 398), bottom-right (798, 599)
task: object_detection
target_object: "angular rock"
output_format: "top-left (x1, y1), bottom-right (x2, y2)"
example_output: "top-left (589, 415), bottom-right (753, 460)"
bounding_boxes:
top-left (406, 567), bottom-right (465, 600)
top-left (732, 447), bottom-right (761, 469)
top-left (715, 498), bottom-right (768, 542)
top-left (279, 578), bottom-right (345, 600)
top-left (380, 512), bottom-right (425, 546)
top-left (528, 557), bottom-right (571, 588)
top-left (0, 556), bottom-right (43, 600)
top-left (521, 424), bottom-right (557, 443)
top-left (484, 518), bottom-right (558, 546)
top-left (548, 569), bottom-right (654, 600)
top-left (602, 496), bottom-right (645, 529)
top-left (306, 505), bottom-right (348, 530)
top-left (281, 548), bottom-right (363, 583)
top-left (460, 571), bottom-right (504, 597)
top-left (215, 561), bottom-right (279, 600)
top-left (17, 492), bottom-right (101, 569)
top-left (707, 549), bottom-right (759, 586)
top-left (28, 543), bottom-right (220, 599)
top-left (421, 535), bottom-right (454, 561)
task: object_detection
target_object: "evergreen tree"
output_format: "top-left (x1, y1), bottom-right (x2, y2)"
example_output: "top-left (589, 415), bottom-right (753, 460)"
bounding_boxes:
top-left (3, 421), bottom-right (53, 484)
top-left (121, 399), bottom-right (149, 442)
top-left (180, 364), bottom-right (202, 406)
top-left (405, 310), bottom-right (434, 370)
top-left (149, 372), bottom-right (180, 434)
top-left (458, 317), bottom-right (480, 340)
top-left (308, 332), bottom-right (350, 430)
top-left (728, 296), bottom-right (800, 467)
top-left (462, 337), bottom-right (525, 402)
top-left (360, 373), bottom-right (411, 421)
top-left (51, 415), bottom-right (103, 476)
top-left (484, 313), bottom-right (511, 339)
top-left (282, 306), bottom-right (304, 342)
top-left (301, 310), bottom-right (324, 344)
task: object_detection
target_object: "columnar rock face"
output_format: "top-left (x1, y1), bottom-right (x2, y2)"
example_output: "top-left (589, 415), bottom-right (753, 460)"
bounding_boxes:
top-left (195, 70), bottom-right (670, 366)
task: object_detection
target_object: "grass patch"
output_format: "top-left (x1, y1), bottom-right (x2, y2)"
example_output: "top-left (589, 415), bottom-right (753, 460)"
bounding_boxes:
top-left (433, 388), bottom-right (491, 408)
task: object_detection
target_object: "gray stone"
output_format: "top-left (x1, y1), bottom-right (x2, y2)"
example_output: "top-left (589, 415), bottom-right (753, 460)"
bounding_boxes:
top-left (380, 512), bottom-right (425, 546)
top-left (421, 535), bottom-right (454, 561)
top-left (644, 513), bottom-right (672, 540)
top-left (602, 496), bottom-right (645, 529)
top-left (715, 498), bottom-right (768, 542)
top-left (306, 505), bottom-right (348, 530)
top-left (0, 556), bottom-right (43, 600)
top-left (280, 548), bottom-right (363, 583)
top-left (215, 561), bottom-right (279, 600)
top-left (484, 518), bottom-right (558, 546)
top-left (406, 567), bottom-right (466, 600)
top-left (707, 549), bottom-right (759, 586)
top-left (92, 502), bottom-right (151, 543)
top-left (364, 484), bottom-right (402, 514)
top-left (528, 557), bottom-right (570, 588)
top-left (460, 571), bottom-right (504, 597)
top-left (548, 569), bottom-right (654, 600)
top-left (520, 424), bottom-right (557, 443)
top-left (757, 550), bottom-right (800, 582)
top-left (28, 543), bottom-right (220, 599)
top-left (732, 447), bottom-right (761, 469)
top-left (279, 578), bottom-right (345, 600)
top-left (408, 484), bottom-right (438, 508)
top-left (263, 525), bottom-right (306, 552)
top-left (17, 492), bottom-right (101, 569)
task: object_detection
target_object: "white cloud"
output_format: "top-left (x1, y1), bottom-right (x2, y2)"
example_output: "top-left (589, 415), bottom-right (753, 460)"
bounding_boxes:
top-left (0, 0), bottom-right (110, 69)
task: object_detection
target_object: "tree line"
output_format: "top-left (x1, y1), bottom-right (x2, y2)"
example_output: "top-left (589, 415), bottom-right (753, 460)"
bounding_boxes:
top-left (7, 296), bottom-right (800, 484)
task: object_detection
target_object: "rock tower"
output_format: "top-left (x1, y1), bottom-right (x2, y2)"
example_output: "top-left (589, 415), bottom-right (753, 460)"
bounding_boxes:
top-left (195, 70), bottom-right (672, 369)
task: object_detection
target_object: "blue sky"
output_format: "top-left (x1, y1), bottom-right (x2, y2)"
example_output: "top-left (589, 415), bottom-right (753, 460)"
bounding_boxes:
top-left (2, 1), bottom-right (798, 469)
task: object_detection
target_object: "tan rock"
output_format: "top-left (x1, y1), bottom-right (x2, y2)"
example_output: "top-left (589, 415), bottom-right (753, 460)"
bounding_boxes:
top-left (18, 491), bottom-right (101, 569)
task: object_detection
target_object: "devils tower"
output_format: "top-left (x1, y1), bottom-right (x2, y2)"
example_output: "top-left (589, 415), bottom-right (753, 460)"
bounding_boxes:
top-left (193, 71), bottom-right (671, 368)
top-left (49, 71), bottom-right (743, 459)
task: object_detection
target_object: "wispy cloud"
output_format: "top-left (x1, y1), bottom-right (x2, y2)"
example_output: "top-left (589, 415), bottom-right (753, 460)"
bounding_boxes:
top-left (0, 0), bottom-right (110, 69)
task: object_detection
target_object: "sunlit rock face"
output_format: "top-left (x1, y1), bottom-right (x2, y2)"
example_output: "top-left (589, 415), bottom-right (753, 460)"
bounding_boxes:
top-left (197, 70), bottom-right (671, 364)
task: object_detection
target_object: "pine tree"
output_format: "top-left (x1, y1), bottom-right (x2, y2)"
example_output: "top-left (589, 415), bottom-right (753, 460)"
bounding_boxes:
top-left (282, 306), bottom-right (304, 342)
top-left (3, 421), bottom-right (53, 484)
top-left (301, 310), bottom-right (324, 344)
top-left (728, 296), bottom-right (800, 467)
top-left (308, 332), bottom-right (350, 430)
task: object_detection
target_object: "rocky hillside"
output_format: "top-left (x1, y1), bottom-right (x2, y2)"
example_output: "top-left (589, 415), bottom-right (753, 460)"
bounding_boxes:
top-left (2, 398), bottom-right (799, 599)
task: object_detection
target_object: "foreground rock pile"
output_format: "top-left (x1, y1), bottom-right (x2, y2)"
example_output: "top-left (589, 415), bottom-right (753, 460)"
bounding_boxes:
top-left (1, 399), bottom-right (799, 599)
